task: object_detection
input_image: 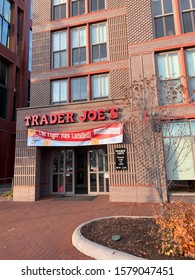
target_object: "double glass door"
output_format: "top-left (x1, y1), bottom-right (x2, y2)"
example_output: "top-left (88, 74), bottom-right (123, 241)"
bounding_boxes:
top-left (51, 147), bottom-right (109, 195)
top-left (52, 149), bottom-right (74, 195)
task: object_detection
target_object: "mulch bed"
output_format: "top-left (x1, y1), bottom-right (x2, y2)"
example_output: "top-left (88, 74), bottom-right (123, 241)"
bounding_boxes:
top-left (81, 217), bottom-right (194, 260)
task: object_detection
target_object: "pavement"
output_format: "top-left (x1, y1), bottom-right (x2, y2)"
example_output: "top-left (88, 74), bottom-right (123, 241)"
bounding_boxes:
top-left (0, 195), bottom-right (159, 260)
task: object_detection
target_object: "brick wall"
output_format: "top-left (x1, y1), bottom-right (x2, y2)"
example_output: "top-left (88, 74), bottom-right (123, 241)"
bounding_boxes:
top-left (32, 0), bottom-right (51, 26)
top-left (32, 31), bottom-right (50, 73)
top-left (125, 0), bottom-right (153, 44)
top-left (107, 0), bottom-right (125, 9)
top-left (108, 15), bottom-right (128, 61)
top-left (109, 68), bottom-right (130, 99)
top-left (30, 80), bottom-right (50, 107)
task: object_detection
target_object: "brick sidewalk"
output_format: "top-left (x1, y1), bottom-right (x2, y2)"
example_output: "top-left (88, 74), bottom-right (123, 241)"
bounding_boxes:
top-left (0, 195), bottom-right (159, 260)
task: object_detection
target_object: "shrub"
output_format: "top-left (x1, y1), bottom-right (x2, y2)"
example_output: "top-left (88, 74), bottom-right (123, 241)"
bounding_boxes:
top-left (155, 201), bottom-right (195, 258)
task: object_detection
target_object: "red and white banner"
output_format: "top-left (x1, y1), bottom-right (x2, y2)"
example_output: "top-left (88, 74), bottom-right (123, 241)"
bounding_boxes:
top-left (27, 123), bottom-right (123, 147)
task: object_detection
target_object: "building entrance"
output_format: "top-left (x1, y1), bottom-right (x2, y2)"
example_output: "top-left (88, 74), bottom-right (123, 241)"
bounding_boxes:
top-left (51, 147), bottom-right (108, 195)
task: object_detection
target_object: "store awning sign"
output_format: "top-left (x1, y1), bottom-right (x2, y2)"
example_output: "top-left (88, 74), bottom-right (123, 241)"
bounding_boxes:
top-left (27, 123), bottom-right (123, 147)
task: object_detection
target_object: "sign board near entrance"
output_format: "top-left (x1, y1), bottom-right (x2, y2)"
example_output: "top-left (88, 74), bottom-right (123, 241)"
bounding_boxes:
top-left (27, 123), bottom-right (123, 147)
top-left (115, 148), bottom-right (128, 170)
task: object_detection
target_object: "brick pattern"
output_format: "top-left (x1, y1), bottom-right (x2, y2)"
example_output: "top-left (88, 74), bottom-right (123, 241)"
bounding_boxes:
top-left (13, 131), bottom-right (41, 201)
top-left (108, 15), bottom-right (128, 61)
top-left (129, 53), bottom-right (155, 81)
top-left (32, 31), bottom-right (50, 73)
top-left (109, 68), bottom-right (130, 99)
top-left (30, 80), bottom-right (51, 107)
top-left (32, 0), bottom-right (51, 26)
top-left (107, 0), bottom-right (125, 9)
top-left (132, 121), bottom-right (166, 186)
top-left (128, 32), bottom-right (195, 55)
top-left (108, 123), bottom-right (137, 187)
top-left (125, 0), bottom-right (153, 44)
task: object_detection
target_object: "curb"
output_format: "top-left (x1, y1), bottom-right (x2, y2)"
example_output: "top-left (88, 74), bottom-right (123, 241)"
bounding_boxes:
top-left (72, 216), bottom-right (145, 260)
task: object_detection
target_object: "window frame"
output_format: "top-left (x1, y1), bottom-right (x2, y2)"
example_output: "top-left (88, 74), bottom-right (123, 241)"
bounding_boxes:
top-left (71, 76), bottom-right (88, 102)
top-left (52, 0), bottom-right (66, 21)
top-left (185, 48), bottom-right (195, 102)
top-left (51, 79), bottom-right (68, 105)
top-left (90, 22), bottom-right (107, 63)
top-left (71, 0), bottom-right (85, 17)
top-left (151, 0), bottom-right (175, 38)
top-left (89, 0), bottom-right (105, 12)
top-left (156, 51), bottom-right (183, 105)
top-left (179, 0), bottom-right (195, 33)
top-left (0, 0), bottom-right (11, 48)
top-left (91, 73), bottom-right (109, 100)
top-left (52, 30), bottom-right (67, 69)
top-left (0, 58), bottom-right (8, 119)
top-left (71, 26), bottom-right (86, 66)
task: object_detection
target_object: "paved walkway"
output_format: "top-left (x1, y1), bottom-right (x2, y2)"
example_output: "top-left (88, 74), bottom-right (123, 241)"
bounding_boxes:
top-left (0, 195), bottom-right (159, 260)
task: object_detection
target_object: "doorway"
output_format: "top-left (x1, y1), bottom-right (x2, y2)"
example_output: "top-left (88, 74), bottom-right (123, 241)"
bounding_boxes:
top-left (75, 148), bottom-right (88, 194)
top-left (51, 149), bottom-right (74, 195)
top-left (51, 146), bottom-right (109, 195)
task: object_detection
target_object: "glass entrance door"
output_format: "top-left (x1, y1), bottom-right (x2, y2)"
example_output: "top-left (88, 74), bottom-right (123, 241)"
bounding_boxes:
top-left (88, 147), bottom-right (109, 194)
top-left (51, 149), bottom-right (74, 195)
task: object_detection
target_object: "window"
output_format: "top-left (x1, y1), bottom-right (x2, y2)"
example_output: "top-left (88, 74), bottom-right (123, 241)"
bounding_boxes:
top-left (71, 27), bottom-right (86, 65)
top-left (52, 31), bottom-right (67, 68)
top-left (91, 74), bottom-right (108, 99)
top-left (152, 0), bottom-right (175, 38)
top-left (17, 9), bottom-right (23, 55)
top-left (180, 0), bottom-right (195, 33)
top-left (13, 69), bottom-right (19, 122)
top-left (52, 0), bottom-right (66, 20)
top-left (0, 0), bottom-right (11, 47)
top-left (156, 52), bottom-right (183, 105)
top-left (91, 22), bottom-right (107, 62)
top-left (185, 49), bottom-right (195, 102)
top-left (28, 29), bottom-right (32, 71)
top-left (89, 0), bottom-right (105, 12)
top-left (71, 77), bottom-right (87, 102)
top-left (0, 59), bottom-right (8, 119)
top-left (71, 0), bottom-right (85, 16)
top-left (51, 80), bottom-right (68, 104)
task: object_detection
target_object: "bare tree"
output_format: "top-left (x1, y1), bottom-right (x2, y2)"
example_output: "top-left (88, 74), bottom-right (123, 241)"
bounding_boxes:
top-left (121, 76), bottom-right (191, 204)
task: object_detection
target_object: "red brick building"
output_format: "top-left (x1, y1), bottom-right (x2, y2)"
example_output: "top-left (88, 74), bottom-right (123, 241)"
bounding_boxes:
top-left (0, 0), bottom-right (32, 184)
top-left (13, 0), bottom-right (195, 202)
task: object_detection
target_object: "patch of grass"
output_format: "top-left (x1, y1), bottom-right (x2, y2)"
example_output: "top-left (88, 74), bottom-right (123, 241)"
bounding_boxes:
top-left (2, 190), bottom-right (13, 199)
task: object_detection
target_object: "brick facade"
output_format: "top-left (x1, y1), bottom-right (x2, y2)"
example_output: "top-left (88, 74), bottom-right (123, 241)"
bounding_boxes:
top-left (0, 0), bottom-right (31, 182)
top-left (13, 0), bottom-right (195, 202)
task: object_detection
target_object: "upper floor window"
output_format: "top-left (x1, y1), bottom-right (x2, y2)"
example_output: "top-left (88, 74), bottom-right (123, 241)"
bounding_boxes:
top-left (89, 0), bottom-right (105, 12)
top-left (71, 27), bottom-right (86, 65)
top-left (51, 79), bottom-right (67, 104)
top-left (91, 74), bottom-right (108, 99)
top-left (28, 29), bottom-right (32, 71)
top-left (17, 9), bottom-right (23, 55)
top-left (0, 59), bottom-right (8, 119)
top-left (71, 0), bottom-right (85, 16)
top-left (71, 76), bottom-right (87, 102)
top-left (180, 0), bottom-right (195, 33)
top-left (152, 0), bottom-right (175, 38)
top-left (91, 22), bottom-right (107, 62)
top-left (0, 0), bottom-right (11, 47)
top-left (185, 49), bottom-right (195, 102)
top-left (52, 30), bottom-right (67, 68)
top-left (52, 0), bottom-right (66, 20)
top-left (156, 52), bottom-right (183, 105)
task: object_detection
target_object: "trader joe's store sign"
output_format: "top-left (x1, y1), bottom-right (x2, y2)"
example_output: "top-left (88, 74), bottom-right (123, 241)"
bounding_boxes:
top-left (24, 108), bottom-right (120, 127)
